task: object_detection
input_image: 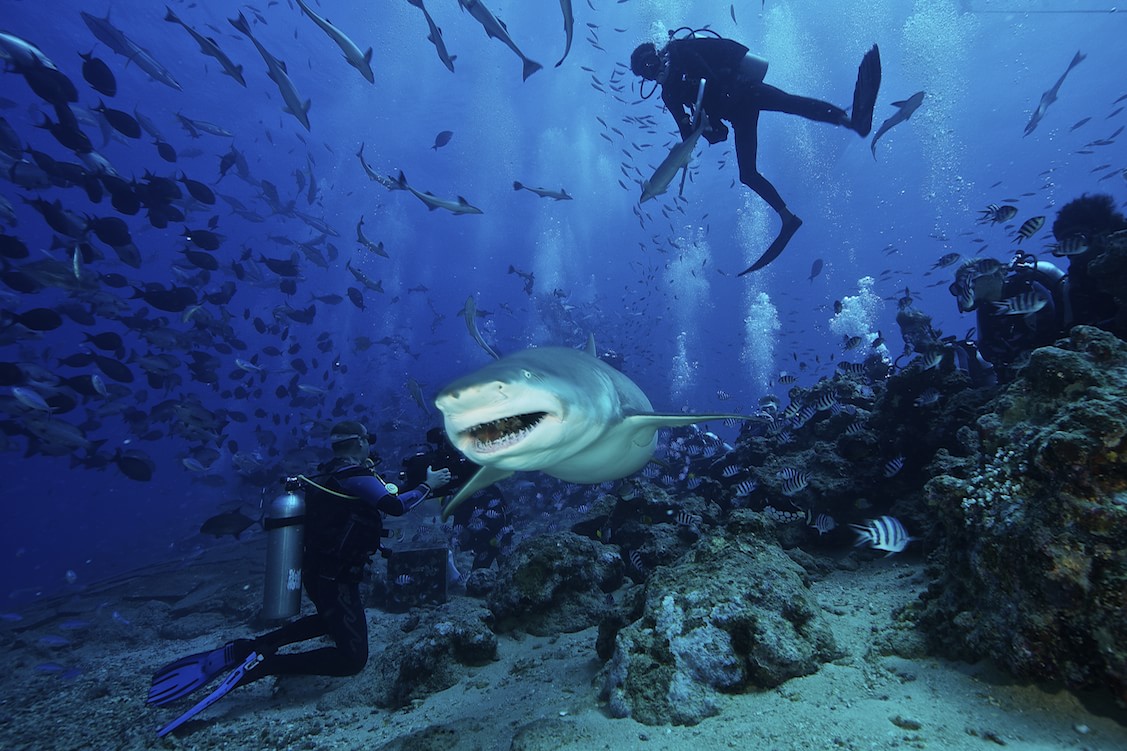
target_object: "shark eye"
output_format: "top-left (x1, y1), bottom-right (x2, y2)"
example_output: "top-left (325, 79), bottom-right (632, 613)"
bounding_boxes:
top-left (521, 369), bottom-right (533, 379)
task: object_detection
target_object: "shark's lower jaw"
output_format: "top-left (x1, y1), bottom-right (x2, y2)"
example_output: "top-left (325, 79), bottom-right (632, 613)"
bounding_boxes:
top-left (463, 411), bottom-right (548, 454)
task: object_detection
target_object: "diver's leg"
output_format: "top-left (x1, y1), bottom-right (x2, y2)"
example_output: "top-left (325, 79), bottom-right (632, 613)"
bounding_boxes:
top-left (249, 573), bottom-right (332, 652)
top-left (733, 115), bottom-right (802, 274)
top-left (733, 112), bottom-right (787, 213)
top-left (253, 580), bottom-right (368, 678)
top-left (751, 83), bottom-right (850, 126)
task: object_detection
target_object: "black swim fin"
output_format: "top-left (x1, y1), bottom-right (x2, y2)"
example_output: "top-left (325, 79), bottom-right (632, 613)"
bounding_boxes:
top-left (156, 651), bottom-right (264, 738)
top-left (738, 213), bottom-right (803, 275)
top-left (147, 640), bottom-right (251, 707)
top-left (849, 44), bottom-right (882, 137)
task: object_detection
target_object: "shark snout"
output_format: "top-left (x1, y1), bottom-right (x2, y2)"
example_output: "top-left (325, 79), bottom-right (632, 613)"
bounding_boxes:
top-left (435, 381), bottom-right (514, 425)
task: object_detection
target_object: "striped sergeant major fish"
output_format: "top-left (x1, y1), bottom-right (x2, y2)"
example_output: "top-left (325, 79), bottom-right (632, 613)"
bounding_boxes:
top-left (850, 515), bottom-right (914, 556)
top-left (993, 291), bottom-right (1049, 316)
top-left (978, 203), bottom-right (1017, 225)
top-left (1015, 215), bottom-right (1046, 243)
top-left (806, 510), bottom-right (836, 536)
top-left (1049, 235), bottom-right (1089, 257)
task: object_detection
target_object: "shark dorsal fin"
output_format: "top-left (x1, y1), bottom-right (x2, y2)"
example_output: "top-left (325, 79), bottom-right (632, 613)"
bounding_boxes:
top-left (584, 334), bottom-right (596, 358)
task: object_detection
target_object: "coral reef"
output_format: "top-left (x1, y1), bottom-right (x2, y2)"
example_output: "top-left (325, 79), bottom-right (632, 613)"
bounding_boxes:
top-left (600, 512), bottom-right (841, 725)
top-left (919, 326), bottom-right (1127, 703)
top-left (371, 597), bottom-right (497, 709)
top-left (487, 531), bottom-right (624, 635)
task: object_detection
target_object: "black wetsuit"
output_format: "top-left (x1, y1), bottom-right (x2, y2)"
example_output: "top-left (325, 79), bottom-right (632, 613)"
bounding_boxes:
top-left (976, 267), bottom-right (1070, 380)
top-left (247, 460), bottom-right (433, 679)
top-left (659, 37), bottom-right (848, 214)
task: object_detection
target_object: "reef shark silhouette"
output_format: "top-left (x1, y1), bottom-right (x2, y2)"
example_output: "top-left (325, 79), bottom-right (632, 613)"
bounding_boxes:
top-left (870, 91), bottom-right (925, 159)
top-left (1024, 50), bottom-right (1085, 136)
top-left (434, 340), bottom-right (745, 518)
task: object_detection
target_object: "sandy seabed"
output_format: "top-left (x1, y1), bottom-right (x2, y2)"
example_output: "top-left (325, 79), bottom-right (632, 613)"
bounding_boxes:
top-left (2, 558), bottom-right (1124, 751)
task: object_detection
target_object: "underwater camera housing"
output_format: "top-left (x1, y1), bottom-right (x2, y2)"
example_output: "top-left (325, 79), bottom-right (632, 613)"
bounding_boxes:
top-left (399, 428), bottom-right (478, 494)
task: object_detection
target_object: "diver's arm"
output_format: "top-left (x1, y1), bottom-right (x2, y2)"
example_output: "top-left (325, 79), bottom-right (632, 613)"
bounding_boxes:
top-left (342, 466), bottom-right (449, 516)
top-left (661, 87), bottom-right (694, 140)
top-left (336, 475), bottom-right (418, 516)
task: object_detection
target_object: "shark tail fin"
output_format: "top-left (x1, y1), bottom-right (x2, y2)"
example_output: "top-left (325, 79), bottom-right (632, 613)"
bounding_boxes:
top-left (229, 12), bottom-right (251, 36)
top-left (522, 59), bottom-right (544, 81)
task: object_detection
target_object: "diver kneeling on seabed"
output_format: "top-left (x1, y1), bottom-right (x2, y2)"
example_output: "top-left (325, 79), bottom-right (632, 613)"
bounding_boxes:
top-left (147, 421), bottom-right (451, 737)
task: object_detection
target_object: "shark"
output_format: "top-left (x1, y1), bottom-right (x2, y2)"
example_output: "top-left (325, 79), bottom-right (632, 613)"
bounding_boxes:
top-left (407, 0), bottom-right (457, 73)
top-left (395, 171), bottom-right (483, 215)
top-left (870, 91), bottom-right (924, 159)
top-left (1024, 50), bottom-right (1085, 137)
top-left (229, 12), bottom-right (311, 131)
top-left (293, 0), bottom-right (374, 84)
top-left (513, 181), bottom-right (572, 201)
top-left (457, 0), bottom-right (543, 81)
top-left (434, 340), bottom-right (746, 518)
top-left (555, 0), bottom-right (574, 68)
top-left (639, 113), bottom-right (706, 203)
top-left (80, 11), bottom-right (182, 91)
top-left (164, 6), bottom-right (246, 86)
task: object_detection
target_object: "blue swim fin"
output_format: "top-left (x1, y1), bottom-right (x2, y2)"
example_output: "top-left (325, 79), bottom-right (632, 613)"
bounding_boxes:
top-left (156, 651), bottom-right (264, 738)
top-left (147, 640), bottom-right (250, 707)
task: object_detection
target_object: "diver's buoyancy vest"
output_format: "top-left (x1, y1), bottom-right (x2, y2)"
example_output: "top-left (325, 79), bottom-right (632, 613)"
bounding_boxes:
top-left (303, 463), bottom-right (384, 580)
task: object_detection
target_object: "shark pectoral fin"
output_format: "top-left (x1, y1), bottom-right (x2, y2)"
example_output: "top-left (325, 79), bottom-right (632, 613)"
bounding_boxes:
top-left (441, 466), bottom-right (514, 520)
top-left (624, 412), bottom-right (752, 445)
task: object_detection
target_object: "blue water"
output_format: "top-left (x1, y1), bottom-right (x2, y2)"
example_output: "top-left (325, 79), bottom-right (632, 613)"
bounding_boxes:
top-left (1, 0), bottom-right (1124, 603)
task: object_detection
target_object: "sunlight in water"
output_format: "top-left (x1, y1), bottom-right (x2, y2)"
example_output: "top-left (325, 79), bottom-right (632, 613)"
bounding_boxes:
top-left (738, 197), bottom-right (779, 394)
top-left (830, 276), bottom-right (887, 356)
top-left (666, 227), bottom-right (710, 401)
top-left (742, 291), bottom-right (781, 395)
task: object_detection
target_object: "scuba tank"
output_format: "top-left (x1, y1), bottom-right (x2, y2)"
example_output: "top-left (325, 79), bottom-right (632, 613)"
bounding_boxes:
top-left (262, 478), bottom-right (306, 619)
top-left (738, 52), bottom-right (768, 84)
top-left (669, 26), bottom-right (768, 84)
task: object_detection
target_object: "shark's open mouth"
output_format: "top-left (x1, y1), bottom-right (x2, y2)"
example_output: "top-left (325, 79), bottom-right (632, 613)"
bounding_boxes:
top-left (464, 411), bottom-right (548, 453)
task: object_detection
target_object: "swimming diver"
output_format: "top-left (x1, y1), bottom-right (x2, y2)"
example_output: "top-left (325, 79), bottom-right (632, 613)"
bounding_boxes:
top-left (629, 29), bottom-right (881, 274)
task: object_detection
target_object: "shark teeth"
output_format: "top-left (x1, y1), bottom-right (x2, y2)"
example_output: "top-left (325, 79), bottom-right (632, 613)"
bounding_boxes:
top-left (465, 412), bottom-right (547, 453)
